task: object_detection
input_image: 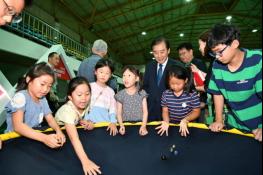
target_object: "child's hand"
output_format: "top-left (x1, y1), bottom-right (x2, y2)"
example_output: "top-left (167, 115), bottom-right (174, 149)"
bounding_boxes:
top-left (55, 131), bottom-right (66, 146)
top-left (80, 120), bottom-right (94, 131)
top-left (139, 126), bottom-right (148, 136)
top-left (42, 134), bottom-right (62, 148)
top-left (252, 128), bottom-right (262, 142)
top-left (0, 139), bottom-right (2, 150)
top-left (119, 125), bottom-right (126, 135)
top-left (179, 119), bottom-right (189, 137)
top-left (155, 121), bottom-right (169, 136)
top-left (107, 123), bottom-right (118, 136)
top-left (209, 121), bottom-right (224, 132)
top-left (82, 159), bottom-right (102, 175)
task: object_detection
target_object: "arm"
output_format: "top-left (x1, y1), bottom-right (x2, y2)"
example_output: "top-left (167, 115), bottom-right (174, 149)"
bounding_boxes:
top-left (179, 108), bottom-right (201, 137)
top-left (65, 124), bottom-right (101, 175)
top-left (0, 139), bottom-right (2, 150)
top-left (209, 95), bottom-right (225, 132)
top-left (12, 110), bottom-right (61, 148)
top-left (116, 101), bottom-right (125, 135)
top-left (107, 92), bottom-right (118, 136)
top-left (139, 98), bottom-right (149, 136)
top-left (156, 107), bottom-right (170, 136)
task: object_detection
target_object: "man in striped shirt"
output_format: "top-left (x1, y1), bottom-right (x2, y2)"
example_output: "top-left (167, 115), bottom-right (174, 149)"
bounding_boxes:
top-left (207, 24), bottom-right (262, 142)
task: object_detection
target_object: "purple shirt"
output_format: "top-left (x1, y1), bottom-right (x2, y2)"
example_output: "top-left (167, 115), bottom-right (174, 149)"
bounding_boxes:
top-left (161, 90), bottom-right (200, 123)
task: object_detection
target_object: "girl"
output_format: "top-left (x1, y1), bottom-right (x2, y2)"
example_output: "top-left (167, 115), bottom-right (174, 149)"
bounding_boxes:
top-left (55, 77), bottom-right (101, 175)
top-left (5, 62), bottom-right (65, 148)
top-left (84, 59), bottom-right (118, 136)
top-left (115, 66), bottom-right (148, 136)
top-left (156, 65), bottom-right (201, 137)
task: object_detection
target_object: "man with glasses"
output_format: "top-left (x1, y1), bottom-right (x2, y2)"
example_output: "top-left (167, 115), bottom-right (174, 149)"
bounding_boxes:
top-left (207, 24), bottom-right (262, 142)
top-left (0, 0), bottom-right (31, 26)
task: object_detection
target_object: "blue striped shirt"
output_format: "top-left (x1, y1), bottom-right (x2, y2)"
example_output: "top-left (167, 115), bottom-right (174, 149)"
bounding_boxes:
top-left (161, 90), bottom-right (200, 123)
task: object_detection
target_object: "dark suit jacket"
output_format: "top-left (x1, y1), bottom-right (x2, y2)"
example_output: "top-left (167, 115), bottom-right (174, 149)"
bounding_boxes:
top-left (143, 58), bottom-right (183, 121)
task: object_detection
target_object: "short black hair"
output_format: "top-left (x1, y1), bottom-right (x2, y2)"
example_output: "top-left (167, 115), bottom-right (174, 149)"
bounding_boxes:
top-left (151, 36), bottom-right (170, 50)
top-left (177, 42), bottom-right (193, 51)
top-left (25, 0), bottom-right (33, 6)
top-left (207, 24), bottom-right (240, 49)
top-left (95, 59), bottom-right (115, 73)
top-left (48, 52), bottom-right (59, 61)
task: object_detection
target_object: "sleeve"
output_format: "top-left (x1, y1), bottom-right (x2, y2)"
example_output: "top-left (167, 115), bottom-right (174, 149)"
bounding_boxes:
top-left (5, 92), bottom-right (26, 114)
top-left (42, 97), bottom-right (52, 116)
top-left (115, 91), bottom-right (124, 104)
top-left (55, 105), bottom-right (78, 125)
top-left (255, 61), bottom-right (262, 99)
top-left (140, 90), bottom-right (148, 99)
top-left (207, 69), bottom-right (222, 95)
top-left (190, 92), bottom-right (201, 109)
top-left (109, 90), bottom-right (117, 123)
top-left (161, 91), bottom-right (168, 107)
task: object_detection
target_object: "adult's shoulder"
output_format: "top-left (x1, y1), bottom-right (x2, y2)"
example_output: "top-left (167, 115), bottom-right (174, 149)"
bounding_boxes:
top-left (145, 60), bottom-right (157, 69)
top-left (167, 58), bottom-right (184, 67)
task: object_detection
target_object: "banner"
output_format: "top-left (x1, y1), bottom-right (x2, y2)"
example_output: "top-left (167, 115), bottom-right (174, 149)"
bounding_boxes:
top-left (54, 56), bottom-right (71, 81)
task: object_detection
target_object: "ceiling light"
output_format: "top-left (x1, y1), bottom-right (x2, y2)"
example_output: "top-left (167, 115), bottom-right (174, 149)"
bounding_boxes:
top-left (226, 16), bottom-right (232, 21)
top-left (141, 31), bottom-right (147, 36)
top-left (179, 33), bottom-right (184, 37)
top-left (185, 0), bottom-right (192, 2)
top-left (252, 29), bottom-right (258, 33)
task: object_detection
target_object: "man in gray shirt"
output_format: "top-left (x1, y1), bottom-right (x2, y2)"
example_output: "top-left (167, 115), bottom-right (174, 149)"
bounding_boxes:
top-left (78, 39), bottom-right (117, 92)
top-left (78, 39), bottom-right (108, 83)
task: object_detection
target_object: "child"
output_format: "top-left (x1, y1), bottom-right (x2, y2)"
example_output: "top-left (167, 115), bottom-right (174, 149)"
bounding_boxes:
top-left (55, 77), bottom-right (101, 175)
top-left (84, 59), bottom-right (118, 136)
top-left (207, 24), bottom-right (262, 142)
top-left (5, 62), bottom-right (65, 148)
top-left (156, 65), bottom-right (201, 137)
top-left (115, 66), bottom-right (148, 136)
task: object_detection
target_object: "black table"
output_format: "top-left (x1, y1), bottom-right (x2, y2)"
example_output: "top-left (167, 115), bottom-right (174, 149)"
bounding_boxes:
top-left (0, 123), bottom-right (262, 175)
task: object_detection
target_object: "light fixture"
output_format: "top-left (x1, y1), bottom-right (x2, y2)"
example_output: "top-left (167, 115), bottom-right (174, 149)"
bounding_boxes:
top-left (185, 0), bottom-right (192, 2)
top-left (141, 31), bottom-right (147, 36)
top-left (252, 29), bottom-right (258, 33)
top-left (179, 33), bottom-right (184, 37)
top-left (226, 16), bottom-right (232, 21)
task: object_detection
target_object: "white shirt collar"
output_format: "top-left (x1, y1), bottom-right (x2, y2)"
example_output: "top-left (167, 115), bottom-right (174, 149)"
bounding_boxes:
top-left (157, 57), bottom-right (169, 70)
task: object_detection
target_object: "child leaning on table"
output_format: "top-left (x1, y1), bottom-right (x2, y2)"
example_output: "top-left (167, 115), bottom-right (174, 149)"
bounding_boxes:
top-left (55, 77), bottom-right (101, 175)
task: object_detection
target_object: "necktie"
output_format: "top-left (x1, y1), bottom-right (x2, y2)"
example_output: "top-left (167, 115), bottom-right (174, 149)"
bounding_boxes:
top-left (157, 64), bottom-right (163, 86)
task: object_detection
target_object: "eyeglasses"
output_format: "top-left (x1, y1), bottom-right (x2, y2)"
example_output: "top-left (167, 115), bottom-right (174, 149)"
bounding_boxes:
top-left (2, 0), bottom-right (22, 24)
top-left (209, 45), bottom-right (229, 58)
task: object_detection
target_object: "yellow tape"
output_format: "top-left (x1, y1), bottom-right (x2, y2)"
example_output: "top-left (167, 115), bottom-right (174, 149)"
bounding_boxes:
top-left (0, 122), bottom-right (254, 141)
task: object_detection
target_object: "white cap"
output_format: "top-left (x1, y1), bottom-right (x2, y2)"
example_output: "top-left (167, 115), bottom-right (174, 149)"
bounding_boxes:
top-left (92, 39), bottom-right (108, 52)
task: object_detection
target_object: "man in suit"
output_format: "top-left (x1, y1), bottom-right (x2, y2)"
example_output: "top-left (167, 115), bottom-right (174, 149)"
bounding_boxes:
top-left (143, 37), bottom-right (182, 121)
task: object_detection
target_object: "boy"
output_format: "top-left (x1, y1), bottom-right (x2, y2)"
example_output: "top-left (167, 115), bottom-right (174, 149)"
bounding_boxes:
top-left (207, 24), bottom-right (262, 142)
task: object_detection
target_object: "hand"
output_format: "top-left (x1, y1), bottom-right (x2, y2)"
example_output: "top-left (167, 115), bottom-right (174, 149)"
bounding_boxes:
top-left (139, 126), bottom-right (148, 136)
top-left (195, 86), bottom-right (205, 92)
top-left (191, 64), bottom-right (199, 73)
top-left (0, 139), bottom-right (2, 150)
top-left (107, 123), bottom-right (118, 136)
top-left (252, 128), bottom-right (262, 142)
top-left (119, 125), bottom-right (126, 135)
top-left (155, 121), bottom-right (169, 136)
top-left (82, 159), bottom-right (102, 175)
top-left (179, 119), bottom-right (189, 137)
top-left (80, 120), bottom-right (95, 131)
top-left (209, 121), bottom-right (224, 132)
top-left (55, 131), bottom-right (66, 146)
top-left (42, 134), bottom-right (63, 148)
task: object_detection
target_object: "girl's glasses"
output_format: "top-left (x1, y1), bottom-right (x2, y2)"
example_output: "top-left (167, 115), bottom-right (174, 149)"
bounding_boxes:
top-left (2, 0), bottom-right (22, 24)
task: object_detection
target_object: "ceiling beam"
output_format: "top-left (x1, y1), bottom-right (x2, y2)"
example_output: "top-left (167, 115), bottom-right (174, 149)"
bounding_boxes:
top-left (108, 11), bottom-right (261, 45)
top-left (97, 0), bottom-right (203, 34)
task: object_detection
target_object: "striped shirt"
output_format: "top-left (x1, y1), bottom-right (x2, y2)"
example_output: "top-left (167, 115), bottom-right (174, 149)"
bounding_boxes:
top-left (208, 49), bottom-right (262, 131)
top-left (161, 90), bottom-right (200, 123)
